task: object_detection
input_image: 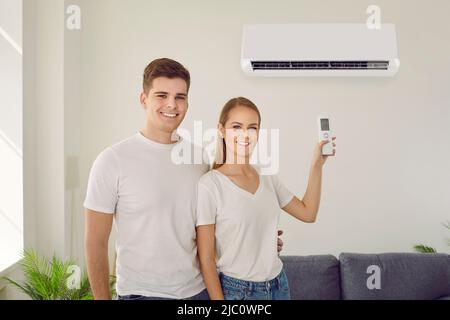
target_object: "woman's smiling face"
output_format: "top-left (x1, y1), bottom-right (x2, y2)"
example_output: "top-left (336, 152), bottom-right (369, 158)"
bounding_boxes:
top-left (219, 105), bottom-right (260, 163)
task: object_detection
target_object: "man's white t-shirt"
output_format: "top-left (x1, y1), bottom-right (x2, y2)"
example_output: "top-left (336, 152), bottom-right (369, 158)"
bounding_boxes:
top-left (195, 168), bottom-right (294, 282)
top-left (84, 132), bottom-right (209, 299)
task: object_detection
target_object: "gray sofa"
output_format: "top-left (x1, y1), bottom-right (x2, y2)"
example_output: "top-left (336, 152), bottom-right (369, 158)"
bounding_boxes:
top-left (280, 253), bottom-right (450, 300)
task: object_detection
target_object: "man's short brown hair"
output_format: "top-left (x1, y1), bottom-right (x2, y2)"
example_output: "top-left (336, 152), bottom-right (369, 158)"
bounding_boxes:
top-left (143, 58), bottom-right (191, 93)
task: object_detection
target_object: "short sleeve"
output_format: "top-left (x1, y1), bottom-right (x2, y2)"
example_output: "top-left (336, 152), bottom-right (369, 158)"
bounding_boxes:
top-left (195, 182), bottom-right (217, 226)
top-left (83, 148), bottom-right (120, 214)
top-left (271, 174), bottom-right (294, 208)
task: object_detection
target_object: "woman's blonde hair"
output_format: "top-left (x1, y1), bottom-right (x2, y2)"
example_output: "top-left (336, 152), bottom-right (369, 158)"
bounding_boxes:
top-left (212, 97), bottom-right (261, 170)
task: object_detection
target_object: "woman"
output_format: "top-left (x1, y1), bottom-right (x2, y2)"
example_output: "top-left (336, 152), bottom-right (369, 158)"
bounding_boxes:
top-left (195, 97), bottom-right (336, 300)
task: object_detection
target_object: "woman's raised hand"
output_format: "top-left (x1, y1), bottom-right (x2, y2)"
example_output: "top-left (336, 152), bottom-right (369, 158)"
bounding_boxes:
top-left (312, 137), bottom-right (336, 167)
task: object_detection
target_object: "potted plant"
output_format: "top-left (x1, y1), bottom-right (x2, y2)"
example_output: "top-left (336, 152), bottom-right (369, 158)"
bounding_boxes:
top-left (1, 250), bottom-right (115, 300)
top-left (414, 221), bottom-right (450, 253)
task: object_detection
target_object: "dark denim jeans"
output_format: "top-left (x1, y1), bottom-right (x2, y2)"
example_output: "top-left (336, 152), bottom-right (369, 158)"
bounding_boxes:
top-left (219, 268), bottom-right (291, 300)
top-left (117, 289), bottom-right (210, 300)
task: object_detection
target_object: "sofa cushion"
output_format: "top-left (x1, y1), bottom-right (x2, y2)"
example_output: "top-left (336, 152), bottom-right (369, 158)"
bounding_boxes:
top-left (339, 252), bottom-right (450, 300)
top-left (280, 255), bottom-right (341, 300)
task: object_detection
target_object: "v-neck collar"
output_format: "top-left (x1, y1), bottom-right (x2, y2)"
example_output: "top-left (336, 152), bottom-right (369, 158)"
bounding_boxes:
top-left (213, 168), bottom-right (262, 198)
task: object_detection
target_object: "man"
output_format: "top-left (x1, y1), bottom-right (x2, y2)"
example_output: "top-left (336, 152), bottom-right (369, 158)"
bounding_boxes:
top-left (84, 58), bottom-right (283, 300)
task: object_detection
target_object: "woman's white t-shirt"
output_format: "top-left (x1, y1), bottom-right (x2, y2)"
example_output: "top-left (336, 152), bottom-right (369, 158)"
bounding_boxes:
top-left (195, 168), bottom-right (294, 282)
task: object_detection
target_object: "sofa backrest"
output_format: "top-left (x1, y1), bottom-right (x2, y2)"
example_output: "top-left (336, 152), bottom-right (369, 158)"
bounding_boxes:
top-left (281, 255), bottom-right (341, 300)
top-left (339, 252), bottom-right (450, 300)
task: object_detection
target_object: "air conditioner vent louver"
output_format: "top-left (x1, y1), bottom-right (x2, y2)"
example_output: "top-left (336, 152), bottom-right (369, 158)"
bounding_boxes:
top-left (241, 24), bottom-right (400, 77)
top-left (251, 61), bottom-right (390, 70)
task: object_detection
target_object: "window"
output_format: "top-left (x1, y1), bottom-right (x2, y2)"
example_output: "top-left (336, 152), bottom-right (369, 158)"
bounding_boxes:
top-left (0, 0), bottom-right (23, 272)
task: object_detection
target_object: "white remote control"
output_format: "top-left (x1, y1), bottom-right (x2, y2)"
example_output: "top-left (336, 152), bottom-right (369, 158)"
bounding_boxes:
top-left (317, 116), bottom-right (334, 156)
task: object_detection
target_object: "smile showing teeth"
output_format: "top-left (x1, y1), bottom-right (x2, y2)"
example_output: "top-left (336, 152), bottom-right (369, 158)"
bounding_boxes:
top-left (161, 112), bottom-right (178, 118)
top-left (236, 141), bottom-right (250, 146)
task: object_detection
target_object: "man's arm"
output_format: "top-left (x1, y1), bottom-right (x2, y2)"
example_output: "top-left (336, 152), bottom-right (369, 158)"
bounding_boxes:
top-left (196, 224), bottom-right (224, 300)
top-left (85, 209), bottom-right (113, 300)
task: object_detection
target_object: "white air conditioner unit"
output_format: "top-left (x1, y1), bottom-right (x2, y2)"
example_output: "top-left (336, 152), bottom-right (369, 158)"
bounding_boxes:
top-left (241, 23), bottom-right (400, 77)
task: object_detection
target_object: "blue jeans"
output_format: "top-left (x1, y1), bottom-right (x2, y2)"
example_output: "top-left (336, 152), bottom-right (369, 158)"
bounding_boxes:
top-left (219, 268), bottom-right (291, 300)
top-left (118, 289), bottom-right (210, 300)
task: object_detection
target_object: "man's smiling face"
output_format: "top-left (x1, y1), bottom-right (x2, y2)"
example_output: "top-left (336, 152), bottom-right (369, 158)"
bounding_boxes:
top-left (140, 76), bottom-right (189, 135)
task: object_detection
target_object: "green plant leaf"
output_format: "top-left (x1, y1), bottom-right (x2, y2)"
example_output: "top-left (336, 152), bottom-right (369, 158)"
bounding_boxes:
top-left (21, 250), bottom-right (52, 299)
top-left (413, 244), bottom-right (437, 253)
top-left (2, 249), bottom-right (103, 300)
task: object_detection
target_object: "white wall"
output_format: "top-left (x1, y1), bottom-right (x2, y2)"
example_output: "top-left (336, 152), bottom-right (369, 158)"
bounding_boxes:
top-left (29, 0), bottom-right (66, 258)
top-left (71, 0), bottom-right (450, 260)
